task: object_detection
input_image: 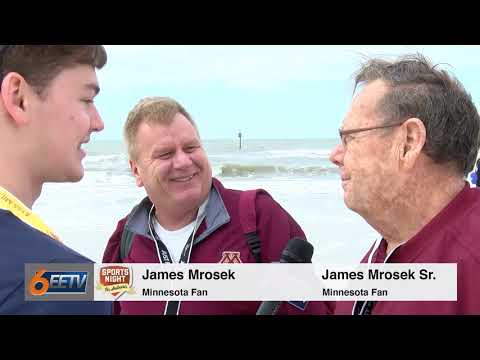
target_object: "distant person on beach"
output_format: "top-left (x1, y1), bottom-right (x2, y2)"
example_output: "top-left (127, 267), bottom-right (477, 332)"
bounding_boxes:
top-left (477, 159), bottom-right (480, 186)
top-left (0, 45), bottom-right (111, 315)
top-left (329, 53), bottom-right (480, 314)
top-left (102, 96), bottom-right (333, 315)
top-left (468, 157), bottom-right (480, 186)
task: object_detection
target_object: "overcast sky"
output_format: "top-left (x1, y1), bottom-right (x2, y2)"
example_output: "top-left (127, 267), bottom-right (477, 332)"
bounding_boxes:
top-left (94, 45), bottom-right (480, 140)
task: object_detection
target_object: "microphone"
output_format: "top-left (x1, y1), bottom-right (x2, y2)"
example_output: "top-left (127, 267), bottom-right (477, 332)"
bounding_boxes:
top-left (256, 237), bottom-right (313, 315)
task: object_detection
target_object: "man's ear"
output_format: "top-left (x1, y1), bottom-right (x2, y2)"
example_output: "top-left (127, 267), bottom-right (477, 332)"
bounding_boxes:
top-left (1, 72), bottom-right (31, 127)
top-left (400, 118), bottom-right (427, 169)
top-left (129, 159), bottom-right (144, 187)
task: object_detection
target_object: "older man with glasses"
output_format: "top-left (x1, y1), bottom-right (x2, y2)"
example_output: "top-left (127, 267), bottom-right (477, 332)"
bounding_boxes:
top-left (329, 53), bottom-right (480, 315)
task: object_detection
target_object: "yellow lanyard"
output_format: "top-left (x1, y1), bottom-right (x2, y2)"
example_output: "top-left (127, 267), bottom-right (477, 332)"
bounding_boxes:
top-left (0, 186), bottom-right (60, 241)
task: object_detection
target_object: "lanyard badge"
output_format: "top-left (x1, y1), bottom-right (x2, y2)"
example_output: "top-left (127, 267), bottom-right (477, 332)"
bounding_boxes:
top-left (147, 204), bottom-right (200, 315)
top-left (0, 186), bottom-right (60, 241)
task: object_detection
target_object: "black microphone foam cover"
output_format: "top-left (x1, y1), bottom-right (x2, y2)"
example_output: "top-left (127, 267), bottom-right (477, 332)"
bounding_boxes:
top-left (279, 237), bottom-right (313, 263)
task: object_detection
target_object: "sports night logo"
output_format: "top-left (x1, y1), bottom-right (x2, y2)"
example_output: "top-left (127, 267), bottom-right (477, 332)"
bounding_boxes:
top-left (97, 265), bottom-right (135, 298)
top-left (29, 268), bottom-right (88, 296)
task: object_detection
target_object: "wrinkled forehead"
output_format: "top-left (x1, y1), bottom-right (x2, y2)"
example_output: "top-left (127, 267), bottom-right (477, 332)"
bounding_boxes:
top-left (342, 80), bottom-right (389, 130)
top-left (136, 114), bottom-right (200, 146)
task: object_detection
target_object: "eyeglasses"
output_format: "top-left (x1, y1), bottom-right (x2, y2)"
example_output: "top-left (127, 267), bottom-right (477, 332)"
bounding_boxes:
top-left (339, 121), bottom-right (405, 147)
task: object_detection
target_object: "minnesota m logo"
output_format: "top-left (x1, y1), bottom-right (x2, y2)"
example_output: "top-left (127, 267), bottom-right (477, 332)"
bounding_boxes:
top-left (219, 251), bottom-right (242, 263)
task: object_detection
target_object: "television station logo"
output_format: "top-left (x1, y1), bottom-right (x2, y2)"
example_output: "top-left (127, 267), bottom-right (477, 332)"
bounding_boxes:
top-left (28, 268), bottom-right (88, 296)
top-left (25, 263), bottom-right (95, 301)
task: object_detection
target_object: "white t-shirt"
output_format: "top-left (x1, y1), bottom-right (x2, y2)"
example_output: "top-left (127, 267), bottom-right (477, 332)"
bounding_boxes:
top-left (153, 219), bottom-right (196, 262)
top-left (152, 195), bottom-right (209, 263)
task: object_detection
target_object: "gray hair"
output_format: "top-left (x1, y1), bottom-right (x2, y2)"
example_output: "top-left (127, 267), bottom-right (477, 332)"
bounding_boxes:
top-left (354, 53), bottom-right (480, 176)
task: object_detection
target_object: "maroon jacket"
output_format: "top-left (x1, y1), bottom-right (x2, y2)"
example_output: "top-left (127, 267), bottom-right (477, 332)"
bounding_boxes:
top-left (335, 184), bottom-right (480, 315)
top-left (103, 178), bottom-right (333, 315)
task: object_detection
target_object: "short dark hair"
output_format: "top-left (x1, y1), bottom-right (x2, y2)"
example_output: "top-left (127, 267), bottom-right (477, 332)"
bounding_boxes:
top-left (354, 53), bottom-right (480, 176)
top-left (0, 45), bottom-right (107, 97)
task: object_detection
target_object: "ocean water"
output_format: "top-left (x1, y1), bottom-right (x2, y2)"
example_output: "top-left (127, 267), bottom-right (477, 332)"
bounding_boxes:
top-left (34, 139), bottom-right (379, 264)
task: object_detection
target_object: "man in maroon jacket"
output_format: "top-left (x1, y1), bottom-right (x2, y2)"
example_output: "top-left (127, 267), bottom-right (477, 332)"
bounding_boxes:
top-left (329, 54), bottom-right (480, 315)
top-left (103, 96), bottom-right (332, 315)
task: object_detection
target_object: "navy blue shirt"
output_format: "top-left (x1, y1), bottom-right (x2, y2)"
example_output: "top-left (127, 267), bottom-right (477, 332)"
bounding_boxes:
top-left (0, 210), bottom-right (112, 315)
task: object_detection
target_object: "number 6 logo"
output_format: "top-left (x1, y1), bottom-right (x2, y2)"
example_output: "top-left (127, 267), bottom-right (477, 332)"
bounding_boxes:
top-left (29, 269), bottom-right (49, 296)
